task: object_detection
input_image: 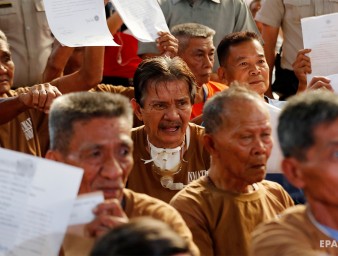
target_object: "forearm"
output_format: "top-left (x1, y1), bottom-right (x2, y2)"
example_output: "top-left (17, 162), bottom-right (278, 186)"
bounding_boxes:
top-left (0, 97), bottom-right (29, 125)
top-left (42, 40), bottom-right (75, 82)
top-left (51, 46), bottom-right (104, 93)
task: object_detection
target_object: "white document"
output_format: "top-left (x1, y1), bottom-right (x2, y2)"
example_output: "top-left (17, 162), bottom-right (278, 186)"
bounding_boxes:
top-left (43, 0), bottom-right (118, 47)
top-left (326, 74), bottom-right (338, 93)
top-left (69, 191), bottom-right (104, 226)
top-left (301, 13), bottom-right (338, 83)
top-left (111, 0), bottom-right (170, 42)
top-left (265, 103), bottom-right (283, 174)
top-left (0, 148), bottom-right (83, 256)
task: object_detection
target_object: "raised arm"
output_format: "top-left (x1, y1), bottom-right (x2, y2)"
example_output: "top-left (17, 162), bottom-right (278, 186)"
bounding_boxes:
top-left (49, 45), bottom-right (104, 94)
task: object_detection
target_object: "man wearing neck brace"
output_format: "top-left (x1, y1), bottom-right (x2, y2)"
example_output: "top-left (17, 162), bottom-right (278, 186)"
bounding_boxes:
top-left (128, 56), bottom-right (210, 203)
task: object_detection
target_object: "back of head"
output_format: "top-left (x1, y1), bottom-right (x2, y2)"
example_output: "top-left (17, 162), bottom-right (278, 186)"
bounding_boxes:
top-left (49, 91), bottom-right (133, 155)
top-left (203, 82), bottom-right (264, 134)
top-left (278, 91), bottom-right (338, 160)
top-left (90, 217), bottom-right (191, 256)
top-left (171, 23), bottom-right (215, 54)
top-left (217, 31), bottom-right (260, 67)
top-left (133, 56), bottom-right (196, 106)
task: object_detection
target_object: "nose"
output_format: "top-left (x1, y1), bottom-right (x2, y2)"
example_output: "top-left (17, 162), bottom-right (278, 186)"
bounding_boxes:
top-left (249, 64), bottom-right (261, 76)
top-left (203, 54), bottom-right (213, 68)
top-left (164, 104), bottom-right (180, 120)
top-left (0, 63), bottom-right (7, 73)
top-left (252, 138), bottom-right (267, 155)
top-left (100, 155), bottom-right (123, 180)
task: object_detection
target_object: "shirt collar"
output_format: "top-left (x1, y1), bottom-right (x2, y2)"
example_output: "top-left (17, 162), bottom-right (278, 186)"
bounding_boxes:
top-left (172, 0), bottom-right (220, 5)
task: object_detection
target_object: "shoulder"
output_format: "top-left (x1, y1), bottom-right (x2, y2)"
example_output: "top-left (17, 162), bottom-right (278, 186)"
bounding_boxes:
top-left (188, 123), bottom-right (205, 136)
top-left (170, 177), bottom-right (209, 207)
top-left (207, 81), bottom-right (228, 92)
top-left (260, 180), bottom-right (295, 206)
top-left (124, 189), bottom-right (185, 219)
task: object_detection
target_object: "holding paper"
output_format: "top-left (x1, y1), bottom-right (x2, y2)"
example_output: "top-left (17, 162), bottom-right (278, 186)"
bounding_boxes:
top-left (0, 148), bottom-right (83, 256)
top-left (43, 0), bottom-right (118, 46)
top-left (301, 13), bottom-right (338, 83)
top-left (111, 0), bottom-right (170, 42)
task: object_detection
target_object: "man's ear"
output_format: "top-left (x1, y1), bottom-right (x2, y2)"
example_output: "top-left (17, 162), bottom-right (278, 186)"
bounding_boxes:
top-left (281, 158), bottom-right (305, 189)
top-left (131, 98), bottom-right (143, 121)
top-left (45, 150), bottom-right (63, 162)
top-left (217, 66), bottom-right (228, 85)
top-left (203, 134), bottom-right (219, 157)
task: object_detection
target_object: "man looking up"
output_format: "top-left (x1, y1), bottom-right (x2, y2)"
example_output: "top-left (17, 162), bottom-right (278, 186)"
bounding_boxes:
top-left (251, 91), bottom-right (338, 255)
top-left (170, 85), bottom-right (294, 255)
top-left (127, 56), bottom-right (210, 203)
top-left (171, 23), bottom-right (227, 119)
top-left (45, 92), bottom-right (199, 256)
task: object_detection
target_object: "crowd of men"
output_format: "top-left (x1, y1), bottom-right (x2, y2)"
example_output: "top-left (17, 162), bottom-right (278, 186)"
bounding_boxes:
top-left (1, 0), bottom-right (338, 255)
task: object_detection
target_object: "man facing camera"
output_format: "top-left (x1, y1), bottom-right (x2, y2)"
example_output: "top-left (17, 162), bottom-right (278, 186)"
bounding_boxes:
top-left (45, 92), bottom-right (199, 256)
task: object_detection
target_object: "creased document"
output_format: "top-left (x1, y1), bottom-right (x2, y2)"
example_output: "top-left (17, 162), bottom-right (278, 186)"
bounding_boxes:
top-left (265, 103), bottom-right (283, 174)
top-left (43, 0), bottom-right (118, 46)
top-left (111, 0), bottom-right (170, 42)
top-left (0, 148), bottom-right (83, 256)
top-left (301, 13), bottom-right (338, 83)
top-left (69, 192), bottom-right (104, 226)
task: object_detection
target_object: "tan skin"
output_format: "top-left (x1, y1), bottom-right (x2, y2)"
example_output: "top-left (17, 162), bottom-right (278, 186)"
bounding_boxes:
top-left (282, 119), bottom-right (338, 229)
top-left (293, 48), bottom-right (333, 93)
top-left (132, 80), bottom-right (192, 148)
top-left (0, 37), bottom-right (104, 124)
top-left (218, 39), bottom-right (270, 98)
top-left (178, 37), bottom-right (216, 104)
top-left (46, 116), bottom-right (133, 238)
top-left (204, 100), bottom-right (273, 193)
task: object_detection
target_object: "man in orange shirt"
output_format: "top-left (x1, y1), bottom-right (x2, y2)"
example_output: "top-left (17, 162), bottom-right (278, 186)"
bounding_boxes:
top-left (171, 23), bottom-right (228, 119)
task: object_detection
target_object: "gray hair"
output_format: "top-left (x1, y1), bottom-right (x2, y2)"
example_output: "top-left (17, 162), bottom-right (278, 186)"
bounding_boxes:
top-left (203, 82), bottom-right (264, 134)
top-left (49, 92), bottom-right (133, 155)
top-left (0, 30), bottom-right (9, 47)
top-left (171, 23), bottom-right (215, 54)
top-left (278, 91), bottom-right (338, 160)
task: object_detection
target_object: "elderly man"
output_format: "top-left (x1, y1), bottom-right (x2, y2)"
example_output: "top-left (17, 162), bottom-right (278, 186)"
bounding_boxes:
top-left (171, 23), bottom-right (227, 119)
top-left (216, 31), bottom-right (332, 202)
top-left (138, 0), bottom-right (259, 72)
top-left (45, 92), bottom-right (199, 256)
top-left (170, 85), bottom-right (294, 256)
top-left (251, 91), bottom-right (338, 255)
top-left (127, 57), bottom-right (210, 203)
top-left (0, 30), bottom-right (103, 156)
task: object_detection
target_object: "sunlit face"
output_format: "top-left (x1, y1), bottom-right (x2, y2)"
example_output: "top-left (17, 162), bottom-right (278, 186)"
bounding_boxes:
top-left (138, 80), bottom-right (192, 148)
top-left (210, 100), bottom-right (273, 184)
top-left (179, 37), bottom-right (215, 87)
top-left (52, 117), bottom-right (133, 201)
top-left (295, 119), bottom-right (338, 206)
top-left (220, 40), bottom-right (269, 97)
top-left (0, 40), bottom-right (14, 94)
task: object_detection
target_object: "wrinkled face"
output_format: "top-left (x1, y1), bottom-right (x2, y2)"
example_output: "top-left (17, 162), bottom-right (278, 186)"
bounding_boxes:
top-left (139, 80), bottom-right (192, 148)
top-left (179, 37), bottom-right (214, 87)
top-left (220, 40), bottom-right (269, 97)
top-left (0, 40), bottom-right (14, 94)
top-left (54, 117), bottom-right (133, 201)
top-left (211, 100), bottom-right (273, 184)
top-left (296, 119), bottom-right (338, 206)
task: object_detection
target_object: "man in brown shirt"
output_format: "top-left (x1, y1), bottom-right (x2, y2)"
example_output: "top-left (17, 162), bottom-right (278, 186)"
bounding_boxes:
top-left (170, 85), bottom-right (294, 255)
top-left (251, 91), bottom-right (338, 255)
top-left (45, 92), bottom-right (199, 256)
